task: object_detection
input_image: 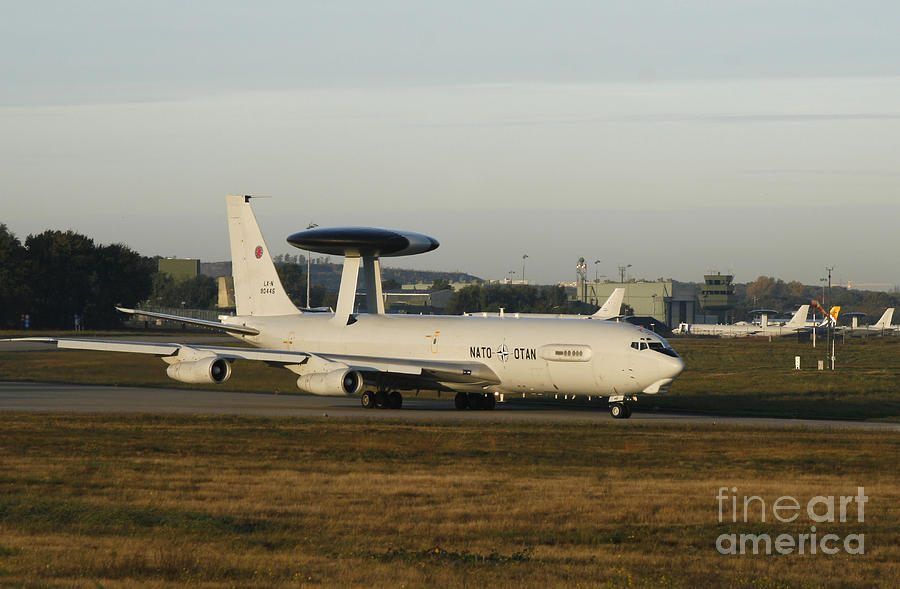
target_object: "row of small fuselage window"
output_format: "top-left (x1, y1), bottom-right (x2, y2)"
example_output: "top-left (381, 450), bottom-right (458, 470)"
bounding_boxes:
top-left (554, 349), bottom-right (584, 358)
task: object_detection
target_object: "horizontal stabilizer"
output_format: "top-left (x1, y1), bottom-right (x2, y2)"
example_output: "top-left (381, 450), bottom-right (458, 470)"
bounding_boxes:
top-left (116, 307), bottom-right (259, 335)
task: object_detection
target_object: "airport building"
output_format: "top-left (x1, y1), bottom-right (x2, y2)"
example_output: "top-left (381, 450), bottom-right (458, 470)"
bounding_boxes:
top-left (569, 259), bottom-right (738, 328)
top-left (158, 258), bottom-right (200, 281)
top-left (573, 278), bottom-right (699, 328)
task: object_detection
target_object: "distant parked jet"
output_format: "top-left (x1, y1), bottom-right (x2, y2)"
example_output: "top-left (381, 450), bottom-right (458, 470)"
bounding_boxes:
top-left (674, 305), bottom-right (811, 338)
top-left (843, 308), bottom-right (896, 333)
top-left (464, 288), bottom-right (626, 320)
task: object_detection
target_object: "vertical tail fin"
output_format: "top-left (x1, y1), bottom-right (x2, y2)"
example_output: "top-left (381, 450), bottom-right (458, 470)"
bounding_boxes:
top-left (593, 288), bottom-right (625, 320)
top-left (873, 308), bottom-right (893, 328)
top-left (226, 195), bottom-right (299, 316)
top-left (785, 305), bottom-right (810, 329)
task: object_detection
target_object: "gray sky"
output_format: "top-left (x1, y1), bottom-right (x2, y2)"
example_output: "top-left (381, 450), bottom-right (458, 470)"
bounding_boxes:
top-left (2, 1), bottom-right (899, 287)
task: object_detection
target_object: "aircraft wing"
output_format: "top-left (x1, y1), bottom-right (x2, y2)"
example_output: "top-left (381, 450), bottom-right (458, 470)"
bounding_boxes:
top-left (13, 338), bottom-right (499, 387)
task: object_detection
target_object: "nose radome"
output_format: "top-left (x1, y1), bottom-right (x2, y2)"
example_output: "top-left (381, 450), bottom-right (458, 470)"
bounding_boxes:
top-left (664, 355), bottom-right (685, 379)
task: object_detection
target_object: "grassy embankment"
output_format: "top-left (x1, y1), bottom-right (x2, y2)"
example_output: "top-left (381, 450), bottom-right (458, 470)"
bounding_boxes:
top-left (0, 415), bottom-right (897, 587)
top-left (1, 332), bottom-right (898, 420)
top-left (642, 336), bottom-right (899, 421)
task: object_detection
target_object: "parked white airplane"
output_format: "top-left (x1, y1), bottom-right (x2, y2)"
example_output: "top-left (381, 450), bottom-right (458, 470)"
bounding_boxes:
top-left (16, 196), bottom-right (684, 418)
top-left (674, 305), bottom-right (811, 337)
top-left (843, 308), bottom-right (896, 333)
top-left (464, 288), bottom-right (626, 320)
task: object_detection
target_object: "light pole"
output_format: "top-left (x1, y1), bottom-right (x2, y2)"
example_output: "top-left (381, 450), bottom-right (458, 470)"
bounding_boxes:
top-left (522, 254), bottom-right (529, 284)
top-left (826, 266), bottom-right (834, 370)
top-left (618, 264), bottom-right (631, 283)
top-left (306, 222), bottom-right (318, 307)
top-left (508, 270), bottom-right (516, 284)
top-left (594, 260), bottom-right (602, 282)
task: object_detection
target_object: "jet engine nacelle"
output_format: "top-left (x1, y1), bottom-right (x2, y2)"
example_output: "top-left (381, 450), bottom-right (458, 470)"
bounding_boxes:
top-left (296, 369), bottom-right (364, 396)
top-left (166, 357), bottom-right (232, 384)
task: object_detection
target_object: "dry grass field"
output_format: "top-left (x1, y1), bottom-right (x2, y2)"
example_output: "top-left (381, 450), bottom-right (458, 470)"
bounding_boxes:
top-left (0, 415), bottom-right (897, 587)
top-left (1, 330), bottom-right (898, 586)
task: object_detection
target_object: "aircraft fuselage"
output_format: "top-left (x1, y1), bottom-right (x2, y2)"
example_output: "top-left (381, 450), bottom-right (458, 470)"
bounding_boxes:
top-left (230, 312), bottom-right (684, 396)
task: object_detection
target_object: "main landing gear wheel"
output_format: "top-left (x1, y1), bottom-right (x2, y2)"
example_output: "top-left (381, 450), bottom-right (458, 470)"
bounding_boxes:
top-left (467, 392), bottom-right (483, 410)
top-left (362, 390), bottom-right (403, 409)
top-left (609, 402), bottom-right (632, 419)
top-left (454, 392), bottom-right (496, 410)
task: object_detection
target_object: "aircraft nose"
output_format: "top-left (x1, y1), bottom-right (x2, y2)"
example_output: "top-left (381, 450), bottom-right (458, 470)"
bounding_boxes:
top-left (662, 354), bottom-right (685, 380)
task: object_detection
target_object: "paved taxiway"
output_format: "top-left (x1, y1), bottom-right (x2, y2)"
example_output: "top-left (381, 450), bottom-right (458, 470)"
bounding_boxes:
top-left (0, 381), bottom-right (896, 430)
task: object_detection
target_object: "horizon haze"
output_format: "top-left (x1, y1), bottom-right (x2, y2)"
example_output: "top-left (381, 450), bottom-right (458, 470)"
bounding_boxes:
top-left (2, 2), bottom-right (898, 288)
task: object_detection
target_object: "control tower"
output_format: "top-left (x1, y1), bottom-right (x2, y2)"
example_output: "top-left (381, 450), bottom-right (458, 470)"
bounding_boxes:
top-left (699, 272), bottom-right (736, 323)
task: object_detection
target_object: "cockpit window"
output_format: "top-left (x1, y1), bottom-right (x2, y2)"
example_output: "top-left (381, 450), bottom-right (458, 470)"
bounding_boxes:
top-left (648, 341), bottom-right (680, 357)
top-left (631, 339), bottom-right (679, 357)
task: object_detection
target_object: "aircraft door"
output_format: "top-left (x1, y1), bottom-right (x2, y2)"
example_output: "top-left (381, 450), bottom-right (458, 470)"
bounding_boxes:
top-left (541, 345), bottom-right (598, 394)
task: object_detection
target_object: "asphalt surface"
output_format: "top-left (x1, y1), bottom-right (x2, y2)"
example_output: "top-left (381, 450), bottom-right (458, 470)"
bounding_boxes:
top-left (0, 381), bottom-right (897, 430)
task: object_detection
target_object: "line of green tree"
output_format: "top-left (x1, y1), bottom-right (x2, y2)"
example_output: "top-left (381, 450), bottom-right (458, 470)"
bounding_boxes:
top-left (0, 222), bottom-right (347, 329)
top-left (445, 284), bottom-right (598, 315)
top-left (0, 225), bottom-right (155, 329)
top-left (0, 223), bottom-right (336, 329)
top-left (114, 261), bottom-right (328, 316)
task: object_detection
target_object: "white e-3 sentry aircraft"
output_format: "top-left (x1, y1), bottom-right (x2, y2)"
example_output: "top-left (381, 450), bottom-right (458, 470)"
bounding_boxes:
top-left (23, 195), bottom-right (684, 419)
